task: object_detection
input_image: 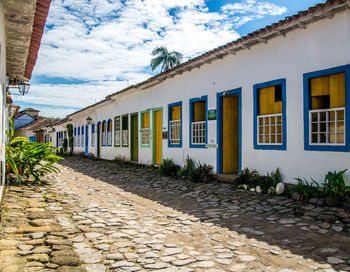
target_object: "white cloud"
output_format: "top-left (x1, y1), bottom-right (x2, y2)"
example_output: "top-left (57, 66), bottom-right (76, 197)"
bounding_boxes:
top-left (31, 0), bottom-right (287, 117)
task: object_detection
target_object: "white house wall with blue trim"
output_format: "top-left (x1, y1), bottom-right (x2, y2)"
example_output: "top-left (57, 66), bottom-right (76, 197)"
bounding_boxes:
top-left (56, 5), bottom-right (350, 185)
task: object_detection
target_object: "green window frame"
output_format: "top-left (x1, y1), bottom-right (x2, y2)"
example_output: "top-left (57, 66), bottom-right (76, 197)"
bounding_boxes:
top-left (140, 110), bottom-right (150, 148)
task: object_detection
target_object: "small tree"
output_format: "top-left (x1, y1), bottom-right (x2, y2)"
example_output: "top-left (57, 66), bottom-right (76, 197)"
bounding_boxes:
top-left (66, 124), bottom-right (73, 155)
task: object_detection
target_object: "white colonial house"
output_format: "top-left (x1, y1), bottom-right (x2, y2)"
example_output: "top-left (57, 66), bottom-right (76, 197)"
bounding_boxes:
top-left (0, 0), bottom-right (51, 200)
top-left (54, 0), bottom-right (350, 185)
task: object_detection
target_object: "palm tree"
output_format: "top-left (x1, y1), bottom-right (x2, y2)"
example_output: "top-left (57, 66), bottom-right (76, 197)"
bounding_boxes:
top-left (150, 46), bottom-right (183, 72)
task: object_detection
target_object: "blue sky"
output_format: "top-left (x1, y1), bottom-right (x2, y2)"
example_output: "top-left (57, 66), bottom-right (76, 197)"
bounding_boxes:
top-left (15, 0), bottom-right (323, 118)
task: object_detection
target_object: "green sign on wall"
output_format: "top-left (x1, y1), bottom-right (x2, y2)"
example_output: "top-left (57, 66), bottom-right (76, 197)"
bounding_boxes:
top-left (208, 109), bottom-right (217, 120)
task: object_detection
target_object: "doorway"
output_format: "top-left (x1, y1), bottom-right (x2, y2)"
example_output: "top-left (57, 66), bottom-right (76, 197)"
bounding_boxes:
top-left (130, 113), bottom-right (139, 162)
top-left (217, 89), bottom-right (241, 174)
top-left (85, 125), bottom-right (89, 156)
top-left (152, 108), bottom-right (162, 165)
top-left (97, 122), bottom-right (101, 158)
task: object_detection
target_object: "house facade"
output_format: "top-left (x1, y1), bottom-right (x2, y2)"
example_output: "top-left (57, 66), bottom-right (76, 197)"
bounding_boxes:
top-left (0, 0), bottom-right (51, 200)
top-left (59, 1), bottom-right (350, 184)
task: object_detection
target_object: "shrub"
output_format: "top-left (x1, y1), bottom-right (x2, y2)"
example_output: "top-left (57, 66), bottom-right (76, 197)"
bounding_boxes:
top-left (290, 178), bottom-right (321, 201)
top-left (235, 168), bottom-right (283, 193)
top-left (290, 170), bottom-right (349, 205)
top-left (177, 156), bottom-right (196, 179)
top-left (177, 157), bottom-right (213, 183)
top-left (235, 168), bottom-right (259, 186)
top-left (323, 169), bottom-right (349, 204)
top-left (5, 120), bottom-right (63, 185)
top-left (63, 138), bottom-right (68, 154)
top-left (6, 137), bottom-right (63, 185)
top-left (158, 159), bottom-right (180, 176)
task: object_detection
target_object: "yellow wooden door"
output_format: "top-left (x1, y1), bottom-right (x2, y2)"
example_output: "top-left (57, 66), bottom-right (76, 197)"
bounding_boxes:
top-left (222, 96), bottom-right (239, 173)
top-left (154, 110), bottom-right (162, 165)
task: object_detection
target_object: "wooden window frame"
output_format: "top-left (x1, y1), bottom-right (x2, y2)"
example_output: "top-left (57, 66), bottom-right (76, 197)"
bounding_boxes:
top-left (253, 78), bottom-right (287, 150)
top-left (189, 96), bottom-right (207, 148)
top-left (303, 64), bottom-right (350, 152)
top-left (168, 102), bottom-right (182, 148)
top-left (114, 116), bottom-right (121, 147)
top-left (140, 110), bottom-right (150, 148)
top-left (122, 114), bottom-right (129, 147)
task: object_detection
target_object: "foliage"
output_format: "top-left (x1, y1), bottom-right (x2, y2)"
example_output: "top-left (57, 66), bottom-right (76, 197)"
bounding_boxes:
top-left (177, 157), bottom-right (213, 183)
top-left (235, 168), bottom-right (259, 186)
top-left (150, 46), bottom-right (183, 72)
top-left (63, 138), bottom-right (68, 154)
top-left (323, 169), bottom-right (349, 202)
top-left (290, 170), bottom-right (349, 205)
top-left (66, 124), bottom-right (73, 155)
top-left (6, 120), bottom-right (63, 185)
top-left (158, 159), bottom-right (180, 177)
top-left (177, 156), bottom-right (196, 180)
top-left (290, 178), bottom-right (321, 200)
top-left (234, 168), bottom-right (283, 193)
top-left (195, 163), bottom-right (213, 182)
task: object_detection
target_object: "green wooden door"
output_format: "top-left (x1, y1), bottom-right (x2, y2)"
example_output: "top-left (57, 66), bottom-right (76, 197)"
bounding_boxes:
top-left (130, 113), bottom-right (138, 162)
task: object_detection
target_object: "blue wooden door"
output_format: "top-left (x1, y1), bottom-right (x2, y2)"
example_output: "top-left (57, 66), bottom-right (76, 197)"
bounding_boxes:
top-left (85, 125), bottom-right (89, 155)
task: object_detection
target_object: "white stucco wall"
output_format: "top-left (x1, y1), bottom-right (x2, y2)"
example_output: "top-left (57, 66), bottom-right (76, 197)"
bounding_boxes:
top-left (0, 0), bottom-right (6, 198)
top-left (65, 10), bottom-right (350, 185)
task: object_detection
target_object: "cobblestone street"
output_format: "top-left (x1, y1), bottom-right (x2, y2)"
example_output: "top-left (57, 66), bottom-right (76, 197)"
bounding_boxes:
top-left (1, 156), bottom-right (350, 272)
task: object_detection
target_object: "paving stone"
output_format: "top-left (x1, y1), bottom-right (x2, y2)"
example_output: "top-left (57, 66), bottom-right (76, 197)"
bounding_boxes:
top-left (143, 262), bottom-right (170, 269)
top-left (237, 255), bottom-right (257, 262)
top-left (18, 244), bottom-right (34, 251)
top-left (327, 257), bottom-right (345, 264)
top-left (85, 264), bottom-right (106, 272)
top-left (51, 256), bottom-right (82, 266)
top-left (56, 266), bottom-right (87, 272)
top-left (162, 248), bottom-right (183, 256)
top-left (106, 253), bottom-right (124, 260)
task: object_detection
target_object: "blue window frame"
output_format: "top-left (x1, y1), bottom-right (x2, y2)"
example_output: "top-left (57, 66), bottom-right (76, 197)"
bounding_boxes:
top-left (74, 128), bottom-right (76, 146)
top-left (101, 120), bottom-right (106, 146)
top-left (91, 123), bottom-right (95, 147)
top-left (107, 119), bottom-right (112, 146)
top-left (168, 101), bottom-right (182, 148)
top-left (303, 64), bottom-right (350, 152)
top-left (253, 78), bottom-right (287, 150)
top-left (78, 127), bottom-right (81, 146)
top-left (189, 95), bottom-right (208, 148)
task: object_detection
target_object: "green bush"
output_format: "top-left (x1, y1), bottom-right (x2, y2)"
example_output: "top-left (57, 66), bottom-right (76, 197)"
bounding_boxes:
top-left (290, 178), bottom-right (321, 201)
top-left (5, 120), bottom-right (63, 185)
top-left (323, 169), bottom-right (349, 204)
top-left (235, 168), bottom-right (283, 193)
top-left (158, 159), bottom-right (180, 176)
top-left (63, 138), bottom-right (68, 154)
top-left (177, 157), bottom-right (213, 183)
top-left (290, 170), bottom-right (349, 205)
top-left (6, 137), bottom-right (63, 185)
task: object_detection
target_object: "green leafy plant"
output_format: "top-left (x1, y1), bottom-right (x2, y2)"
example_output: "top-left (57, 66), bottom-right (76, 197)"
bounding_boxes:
top-left (66, 124), bottom-right (73, 154)
top-left (323, 169), bottom-right (349, 204)
top-left (6, 120), bottom-right (63, 185)
top-left (177, 156), bottom-right (196, 179)
top-left (291, 178), bottom-right (319, 200)
top-left (158, 159), bottom-right (180, 176)
top-left (177, 157), bottom-right (213, 183)
top-left (63, 138), bottom-right (68, 154)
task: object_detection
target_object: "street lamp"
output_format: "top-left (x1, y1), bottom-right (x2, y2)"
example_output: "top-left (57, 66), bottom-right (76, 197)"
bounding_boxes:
top-left (86, 116), bottom-right (92, 125)
top-left (18, 81), bottom-right (30, 95)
